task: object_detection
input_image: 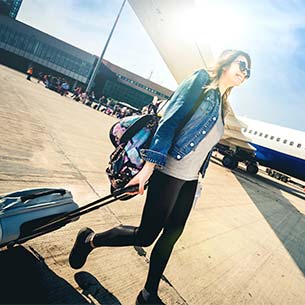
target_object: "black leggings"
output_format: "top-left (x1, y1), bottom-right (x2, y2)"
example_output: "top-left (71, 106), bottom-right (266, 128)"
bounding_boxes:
top-left (92, 170), bottom-right (198, 294)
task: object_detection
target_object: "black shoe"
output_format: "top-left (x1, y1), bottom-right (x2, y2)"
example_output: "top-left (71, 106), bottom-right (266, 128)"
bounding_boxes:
top-left (135, 290), bottom-right (166, 305)
top-left (69, 227), bottom-right (94, 269)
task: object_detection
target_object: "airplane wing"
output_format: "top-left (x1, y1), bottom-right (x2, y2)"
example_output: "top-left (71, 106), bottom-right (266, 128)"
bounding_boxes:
top-left (128, 0), bottom-right (255, 152)
top-left (221, 102), bottom-right (256, 152)
top-left (128, 0), bottom-right (214, 82)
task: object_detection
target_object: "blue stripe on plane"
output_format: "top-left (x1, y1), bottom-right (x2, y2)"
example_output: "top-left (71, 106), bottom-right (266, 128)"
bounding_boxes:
top-left (250, 143), bottom-right (305, 181)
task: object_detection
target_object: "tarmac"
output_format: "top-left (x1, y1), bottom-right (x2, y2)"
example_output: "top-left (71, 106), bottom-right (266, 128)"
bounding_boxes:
top-left (0, 64), bottom-right (305, 305)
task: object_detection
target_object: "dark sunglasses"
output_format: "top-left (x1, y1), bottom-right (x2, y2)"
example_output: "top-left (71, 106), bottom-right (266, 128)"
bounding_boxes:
top-left (234, 60), bottom-right (251, 79)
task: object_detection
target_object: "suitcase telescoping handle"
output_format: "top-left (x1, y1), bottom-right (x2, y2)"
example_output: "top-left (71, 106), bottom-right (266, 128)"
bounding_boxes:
top-left (12, 185), bottom-right (140, 245)
top-left (21, 189), bottom-right (66, 202)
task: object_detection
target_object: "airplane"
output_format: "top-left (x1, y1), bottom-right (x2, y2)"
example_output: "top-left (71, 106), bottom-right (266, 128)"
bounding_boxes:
top-left (217, 116), bottom-right (305, 182)
top-left (128, 0), bottom-right (305, 183)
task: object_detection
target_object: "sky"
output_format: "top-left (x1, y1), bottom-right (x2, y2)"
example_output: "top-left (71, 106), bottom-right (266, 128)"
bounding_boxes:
top-left (17, 0), bottom-right (305, 131)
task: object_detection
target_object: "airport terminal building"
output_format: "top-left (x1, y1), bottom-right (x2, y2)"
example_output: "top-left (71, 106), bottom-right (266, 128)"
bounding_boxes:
top-left (0, 14), bottom-right (173, 109)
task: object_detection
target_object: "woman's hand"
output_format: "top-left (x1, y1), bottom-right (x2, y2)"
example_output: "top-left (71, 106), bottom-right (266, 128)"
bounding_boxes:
top-left (125, 161), bottom-right (155, 195)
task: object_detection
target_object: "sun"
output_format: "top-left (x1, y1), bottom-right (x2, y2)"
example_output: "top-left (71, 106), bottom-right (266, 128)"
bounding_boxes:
top-left (173, 0), bottom-right (249, 59)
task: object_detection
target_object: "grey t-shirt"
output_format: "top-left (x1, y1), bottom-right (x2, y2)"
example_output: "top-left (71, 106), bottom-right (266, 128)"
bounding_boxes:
top-left (158, 107), bottom-right (224, 181)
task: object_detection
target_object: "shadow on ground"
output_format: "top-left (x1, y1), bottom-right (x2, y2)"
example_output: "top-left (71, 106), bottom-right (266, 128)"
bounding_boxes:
top-left (75, 272), bottom-right (122, 305)
top-left (232, 167), bottom-right (305, 276)
top-left (0, 246), bottom-right (121, 304)
top-left (211, 157), bottom-right (305, 201)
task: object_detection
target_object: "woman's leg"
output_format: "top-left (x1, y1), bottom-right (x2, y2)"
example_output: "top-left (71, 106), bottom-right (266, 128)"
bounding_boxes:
top-left (69, 170), bottom-right (185, 269)
top-left (143, 179), bottom-right (198, 295)
top-left (92, 170), bottom-right (185, 247)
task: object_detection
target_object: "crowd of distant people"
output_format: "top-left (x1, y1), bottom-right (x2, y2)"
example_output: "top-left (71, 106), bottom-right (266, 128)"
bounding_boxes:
top-left (26, 65), bottom-right (163, 119)
top-left (27, 66), bottom-right (70, 96)
top-left (70, 87), bottom-right (164, 119)
top-left (37, 72), bottom-right (70, 96)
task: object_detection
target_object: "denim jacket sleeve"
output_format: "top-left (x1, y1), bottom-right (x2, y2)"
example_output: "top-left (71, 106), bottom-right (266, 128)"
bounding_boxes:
top-left (140, 69), bottom-right (209, 167)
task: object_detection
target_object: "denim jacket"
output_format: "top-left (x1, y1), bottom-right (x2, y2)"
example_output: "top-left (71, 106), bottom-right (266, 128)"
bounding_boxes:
top-left (141, 69), bottom-right (222, 177)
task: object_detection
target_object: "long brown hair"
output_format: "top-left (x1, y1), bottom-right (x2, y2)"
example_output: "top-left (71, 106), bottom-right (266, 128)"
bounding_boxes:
top-left (204, 49), bottom-right (251, 116)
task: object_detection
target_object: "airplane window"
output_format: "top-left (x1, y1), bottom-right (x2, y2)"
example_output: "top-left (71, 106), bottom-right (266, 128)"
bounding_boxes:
top-left (270, 136), bottom-right (274, 140)
top-left (254, 131), bottom-right (258, 135)
top-left (259, 132), bottom-right (263, 136)
top-left (283, 139), bottom-right (287, 144)
top-left (289, 141), bottom-right (294, 146)
top-left (276, 138), bottom-right (280, 142)
top-left (297, 143), bottom-right (302, 148)
top-left (264, 134), bottom-right (268, 138)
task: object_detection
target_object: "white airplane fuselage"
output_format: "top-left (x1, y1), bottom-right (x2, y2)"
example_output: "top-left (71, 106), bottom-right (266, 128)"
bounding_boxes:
top-left (237, 117), bottom-right (305, 181)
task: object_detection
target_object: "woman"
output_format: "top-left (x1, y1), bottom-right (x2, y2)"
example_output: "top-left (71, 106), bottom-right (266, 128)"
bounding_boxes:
top-left (69, 49), bottom-right (251, 305)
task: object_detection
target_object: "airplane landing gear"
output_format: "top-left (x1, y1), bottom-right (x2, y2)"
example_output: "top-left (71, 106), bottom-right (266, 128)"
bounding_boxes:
top-left (246, 163), bottom-right (259, 175)
top-left (218, 146), bottom-right (257, 174)
top-left (222, 155), bottom-right (238, 169)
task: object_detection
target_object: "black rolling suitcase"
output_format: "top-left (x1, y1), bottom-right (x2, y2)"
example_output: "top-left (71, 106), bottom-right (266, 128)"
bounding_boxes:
top-left (0, 185), bottom-right (138, 248)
